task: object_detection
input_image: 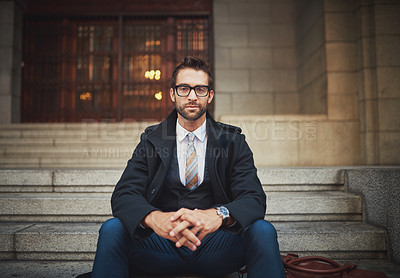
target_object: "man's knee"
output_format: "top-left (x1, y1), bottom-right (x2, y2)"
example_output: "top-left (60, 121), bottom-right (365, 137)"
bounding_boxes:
top-left (247, 219), bottom-right (278, 241)
top-left (99, 217), bottom-right (126, 238)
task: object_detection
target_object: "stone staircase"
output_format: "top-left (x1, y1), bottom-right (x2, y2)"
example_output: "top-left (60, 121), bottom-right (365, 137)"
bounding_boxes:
top-left (0, 124), bottom-right (394, 277)
top-left (0, 122), bottom-right (155, 169)
top-left (0, 169), bottom-right (388, 266)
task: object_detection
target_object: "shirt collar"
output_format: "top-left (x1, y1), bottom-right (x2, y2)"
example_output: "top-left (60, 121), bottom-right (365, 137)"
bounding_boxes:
top-left (176, 118), bottom-right (207, 143)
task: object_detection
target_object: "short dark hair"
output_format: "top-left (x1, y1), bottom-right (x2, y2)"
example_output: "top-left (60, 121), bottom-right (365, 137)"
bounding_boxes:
top-left (170, 56), bottom-right (214, 89)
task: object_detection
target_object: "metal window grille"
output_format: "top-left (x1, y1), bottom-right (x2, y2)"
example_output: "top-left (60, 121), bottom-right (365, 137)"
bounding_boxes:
top-left (22, 16), bottom-right (210, 122)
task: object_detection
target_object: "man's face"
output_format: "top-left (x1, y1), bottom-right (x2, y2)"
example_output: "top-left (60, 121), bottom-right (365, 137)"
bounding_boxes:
top-left (170, 68), bottom-right (214, 123)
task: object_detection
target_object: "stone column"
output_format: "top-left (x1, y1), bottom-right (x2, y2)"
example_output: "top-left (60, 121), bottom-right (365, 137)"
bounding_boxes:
top-left (373, 0), bottom-right (400, 165)
top-left (356, 0), bottom-right (380, 165)
top-left (296, 0), bottom-right (327, 114)
top-left (0, 0), bottom-right (24, 123)
top-left (356, 0), bottom-right (400, 165)
top-left (324, 0), bottom-right (359, 122)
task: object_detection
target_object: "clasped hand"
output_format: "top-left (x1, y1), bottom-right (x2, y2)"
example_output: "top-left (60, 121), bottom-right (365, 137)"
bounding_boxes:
top-left (144, 208), bottom-right (223, 251)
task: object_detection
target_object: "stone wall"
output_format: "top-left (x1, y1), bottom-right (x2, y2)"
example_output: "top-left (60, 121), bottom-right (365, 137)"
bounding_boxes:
top-left (324, 0), bottom-right (359, 121)
top-left (214, 0), bottom-right (400, 166)
top-left (356, 0), bottom-right (400, 165)
top-left (213, 0), bottom-right (298, 118)
top-left (345, 168), bottom-right (400, 264)
top-left (220, 114), bottom-right (361, 166)
top-left (296, 0), bottom-right (327, 114)
top-left (0, 0), bottom-right (23, 123)
top-left (0, 0), bottom-right (399, 166)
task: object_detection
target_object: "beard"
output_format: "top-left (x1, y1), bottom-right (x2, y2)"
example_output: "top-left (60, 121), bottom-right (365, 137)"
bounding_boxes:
top-left (175, 101), bottom-right (208, 122)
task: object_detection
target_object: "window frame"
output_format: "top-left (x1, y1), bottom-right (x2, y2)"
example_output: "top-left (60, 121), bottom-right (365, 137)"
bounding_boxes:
top-left (22, 14), bottom-right (213, 122)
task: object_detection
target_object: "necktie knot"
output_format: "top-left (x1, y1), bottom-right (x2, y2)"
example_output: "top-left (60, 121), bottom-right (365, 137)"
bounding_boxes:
top-left (188, 132), bottom-right (195, 142)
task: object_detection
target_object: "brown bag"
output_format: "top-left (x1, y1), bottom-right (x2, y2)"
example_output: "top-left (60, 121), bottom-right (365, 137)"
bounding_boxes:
top-left (282, 253), bottom-right (388, 278)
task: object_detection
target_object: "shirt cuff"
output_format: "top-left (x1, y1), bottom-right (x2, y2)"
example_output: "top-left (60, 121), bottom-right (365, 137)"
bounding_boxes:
top-left (227, 219), bottom-right (237, 228)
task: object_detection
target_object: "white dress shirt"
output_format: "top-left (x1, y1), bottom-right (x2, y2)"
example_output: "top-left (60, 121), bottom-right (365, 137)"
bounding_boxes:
top-left (176, 119), bottom-right (207, 186)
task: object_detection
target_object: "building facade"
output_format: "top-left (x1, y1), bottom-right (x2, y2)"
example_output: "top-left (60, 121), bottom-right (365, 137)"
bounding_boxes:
top-left (1, 0), bottom-right (400, 166)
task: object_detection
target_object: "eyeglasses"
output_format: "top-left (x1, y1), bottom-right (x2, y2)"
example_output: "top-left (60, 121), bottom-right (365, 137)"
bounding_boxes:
top-left (174, 85), bottom-right (211, 97)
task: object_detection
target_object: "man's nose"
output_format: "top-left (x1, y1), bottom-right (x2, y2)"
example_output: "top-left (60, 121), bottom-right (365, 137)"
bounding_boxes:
top-left (187, 88), bottom-right (198, 100)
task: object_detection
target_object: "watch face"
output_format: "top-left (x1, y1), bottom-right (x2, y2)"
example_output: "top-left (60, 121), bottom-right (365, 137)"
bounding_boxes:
top-left (218, 206), bottom-right (229, 218)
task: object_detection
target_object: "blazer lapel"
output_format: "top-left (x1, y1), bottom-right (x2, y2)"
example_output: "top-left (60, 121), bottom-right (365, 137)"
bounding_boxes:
top-left (206, 112), bottom-right (230, 203)
top-left (145, 110), bottom-right (177, 203)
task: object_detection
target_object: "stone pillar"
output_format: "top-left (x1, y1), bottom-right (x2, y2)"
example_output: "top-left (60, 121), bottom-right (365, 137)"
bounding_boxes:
top-left (324, 0), bottom-right (359, 121)
top-left (0, 0), bottom-right (24, 123)
top-left (356, 0), bottom-right (400, 165)
top-left (296, 0), bottom-right (327, 114)
top-left (356, 0), bottom-right (380, 164)
top-left (373, 0), bottom-right (400, 165)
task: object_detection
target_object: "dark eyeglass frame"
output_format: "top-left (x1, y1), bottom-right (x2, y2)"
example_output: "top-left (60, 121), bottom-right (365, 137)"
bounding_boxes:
top-left (174, 85), bottom-right (211, 97)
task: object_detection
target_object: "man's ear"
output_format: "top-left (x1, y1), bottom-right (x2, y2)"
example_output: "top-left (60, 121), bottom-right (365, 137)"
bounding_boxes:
top-left (169, 88), bottom-right (175, 103)
top-left (208, 90), bottom-right (214, 104)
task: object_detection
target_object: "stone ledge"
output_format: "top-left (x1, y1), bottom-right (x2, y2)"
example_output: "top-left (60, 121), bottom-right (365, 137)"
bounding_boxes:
top-left (0, 222), bottom-right (387, 261)
top-left (275, 222), bottom-right (387, 253)
top-left (0, 191), bottom-right (362, 222)
top-left (0, 169), bottom-right (52, 185)
top-left (258, 168), bottom-right (345, 184)
top-left (1, 260), bottom-right (400, 278)
top-left (0, 168), bottom-right (347, 186)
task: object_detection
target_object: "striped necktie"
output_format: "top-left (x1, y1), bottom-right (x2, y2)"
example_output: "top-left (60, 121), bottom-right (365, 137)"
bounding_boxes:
top-left (185, 132), bottom-right (198, 190)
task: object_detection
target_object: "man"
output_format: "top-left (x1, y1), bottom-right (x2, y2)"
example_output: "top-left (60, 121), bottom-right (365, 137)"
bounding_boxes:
top-left (92, 56), bottom-right (285, 277)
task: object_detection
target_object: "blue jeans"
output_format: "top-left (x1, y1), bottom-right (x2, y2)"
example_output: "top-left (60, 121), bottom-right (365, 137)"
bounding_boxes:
top-left (92, 218), bottom-right (284, 278)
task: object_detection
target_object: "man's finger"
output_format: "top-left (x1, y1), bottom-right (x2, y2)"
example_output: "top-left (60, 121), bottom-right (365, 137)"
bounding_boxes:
top-left (170, 208), bottom-right (190, 221)
top-left (196, 229), bottom-right (209, 242)
top-left (170, 213), bottom-right (202, 237)
top-left (169, 220), bottom-right (192, 237)
top-left (177, 226), bottom-right (202, 250)
top-left (179, 211), bottom-right (202, 227)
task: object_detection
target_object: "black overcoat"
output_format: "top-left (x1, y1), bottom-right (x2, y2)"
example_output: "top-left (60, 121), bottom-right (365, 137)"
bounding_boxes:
top-left (111, 109), bottom-right (266, 240)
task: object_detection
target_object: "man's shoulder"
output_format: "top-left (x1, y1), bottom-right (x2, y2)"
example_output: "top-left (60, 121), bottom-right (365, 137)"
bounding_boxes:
top-left (144, 123), bottom-right (159, 134)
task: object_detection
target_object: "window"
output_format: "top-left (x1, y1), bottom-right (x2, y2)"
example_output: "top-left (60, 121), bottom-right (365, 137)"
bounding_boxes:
top-left (22, 16), bottom-right (211, 122)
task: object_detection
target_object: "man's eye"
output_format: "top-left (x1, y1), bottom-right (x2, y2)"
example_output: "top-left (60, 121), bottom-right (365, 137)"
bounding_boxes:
top-left (197, 87), bottom-right (206, 93)
top-left (180, 87), bottom-right (189, 91)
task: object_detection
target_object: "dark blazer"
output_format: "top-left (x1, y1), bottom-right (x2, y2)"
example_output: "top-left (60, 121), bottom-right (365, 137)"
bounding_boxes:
top-left (111, 109), bottom-right (266, 240)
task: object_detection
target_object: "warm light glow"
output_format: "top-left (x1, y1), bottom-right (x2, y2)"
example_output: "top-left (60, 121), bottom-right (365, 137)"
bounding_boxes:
top-left (145, 40), bottom-right (161, 47)
top-left (154, 91), bottom-right (162, 101)
top-left (80, 92), bottom-right (92, 101)
top-left (145, 69), bottom-right (161, 80)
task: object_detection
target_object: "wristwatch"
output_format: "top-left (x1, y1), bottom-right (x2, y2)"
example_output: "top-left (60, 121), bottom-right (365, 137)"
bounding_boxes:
top-left (216, 206), bottom-right (230, 226)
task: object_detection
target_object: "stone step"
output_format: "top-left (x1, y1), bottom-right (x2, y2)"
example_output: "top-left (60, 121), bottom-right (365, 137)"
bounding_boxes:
top-left (0, 137), bottom-right (137, 146)
top-left (0, 261), bottom-right (93, 278)
top-left (265, 191), bottom-right (362, 221)
top-left (2, 146), bottom-right (135, 158)
top-left (0, 191), bottom-right (362, 222)
top-left (0, 222), bottom-right (387, 261)
top-left (0, 122), bottom-right (154, 138)
top-left (0, 169), bottom-right (121, 193)
top-left (2, 260), bottom-right (400, 278)
top-left (0, 129), bottom-right (137, 139)
top-left (0, 131), bottom-right (141, 141)
top-left (0, 168), bottom-right (344, 193)
top-left (0, 157), bottom-right (127, 169)
top-left (0, 122), bottom-right (155, 130)
top-left (274, 222), bottom-right (387, 260)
